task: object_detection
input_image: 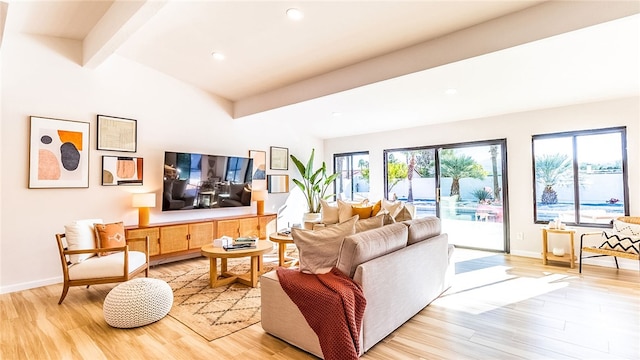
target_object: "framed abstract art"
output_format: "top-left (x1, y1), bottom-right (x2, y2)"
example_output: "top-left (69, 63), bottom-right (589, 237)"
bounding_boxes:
top-left (29, 116), bottom-right (90, 188)
top-left (102, 156), bottom-right (144, 186)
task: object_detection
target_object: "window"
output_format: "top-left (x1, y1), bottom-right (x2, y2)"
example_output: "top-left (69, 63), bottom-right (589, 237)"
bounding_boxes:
top-left (334, 152), bottom-right (369, 201)
top-left (532, 127), bottom-right (628, 226)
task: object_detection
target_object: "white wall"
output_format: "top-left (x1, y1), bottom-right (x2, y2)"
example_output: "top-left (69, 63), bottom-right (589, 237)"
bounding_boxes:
top-left (0, 33), bottom-right (322, 293)
top-left (324, 97), bottom-right (639, 265)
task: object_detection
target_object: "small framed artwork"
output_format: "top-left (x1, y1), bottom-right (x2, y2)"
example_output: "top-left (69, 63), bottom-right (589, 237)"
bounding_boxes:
top-left (268, 174), bottom-right (289, 193)
top-left (270, 146), bottom-right (288, 170)
top-left (249, 149), bottom-right (267, 190)
top-left (97, 114), bottom-right (137, 152)
top-left (29, 116), bottom-right (90, 188)
top-left (102, 156), bottom-right (143, 186)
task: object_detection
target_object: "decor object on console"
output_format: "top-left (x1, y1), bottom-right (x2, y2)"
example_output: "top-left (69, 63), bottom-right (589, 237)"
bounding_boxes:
top-left (132, 193), bottom-right (156, 227)
top-left (270, 146), bottom-right (289, 170)
top-left (290, 148), bottom-right (339, 214)
top-left (579, 216), bottom-right (640, 273)
top-left (103, 277), bottom-right (173, 328)
top-left (29, 116), bottom-right (90, 188)
top-left (97, 114), bottom-right (137, 152)
top-left (102, 156), bottom-right (143, 186)
top-left (55, 221), bottom-right (150, 304)
top-left (261, 216), bottom-right (454, 358)
top-left (253, 189), bottom-right (268, 215)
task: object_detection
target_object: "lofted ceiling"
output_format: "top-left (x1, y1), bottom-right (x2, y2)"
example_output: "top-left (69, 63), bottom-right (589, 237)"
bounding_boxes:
top-left (2, 1), bottom-right (639, 139)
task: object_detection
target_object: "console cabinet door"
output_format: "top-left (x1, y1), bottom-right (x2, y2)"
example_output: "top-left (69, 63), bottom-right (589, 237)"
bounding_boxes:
top-left (188, 222), bottom-right (214, 249)
top-left (126, 227), bottom-right (160, 256)
top-left (159, 224), bottom-right (189, 254)
top-left (216, 219), bottom-right (240, 239)
top-left (239, 217), bottom-right (260, 238)
top-left (258, 214), bottom-right (276, 239)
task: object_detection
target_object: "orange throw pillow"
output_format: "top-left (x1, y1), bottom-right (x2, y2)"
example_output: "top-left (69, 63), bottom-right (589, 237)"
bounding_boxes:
top-left (94, 222), bottom-right (126, 256)
top-left (371, 200), bottom-right (382, 216)
top-left (352, 205), bottom-right (373, 219)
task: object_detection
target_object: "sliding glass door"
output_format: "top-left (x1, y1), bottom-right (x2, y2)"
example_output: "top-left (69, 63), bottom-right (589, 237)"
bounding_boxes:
top-left (437, 141), bottom-right (507, 252)
top-left (384, 139), bottom-right (508, 252)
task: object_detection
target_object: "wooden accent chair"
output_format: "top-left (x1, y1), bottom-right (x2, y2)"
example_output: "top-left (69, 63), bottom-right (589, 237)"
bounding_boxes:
top-left (579, 216), bottom-right (640, 273)
top-left (55, 233), bottom-right (150, 304)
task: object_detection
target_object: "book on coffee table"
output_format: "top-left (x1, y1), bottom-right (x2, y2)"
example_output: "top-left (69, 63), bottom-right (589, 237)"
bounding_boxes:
top-left (234, 237), bottom-right (257, 244)
top-left (223, 243), bottom-right (256, 251)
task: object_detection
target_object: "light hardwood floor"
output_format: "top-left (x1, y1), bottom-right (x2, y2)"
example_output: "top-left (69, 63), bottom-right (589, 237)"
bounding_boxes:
top-left (1, 250), bottom-right (638, 360)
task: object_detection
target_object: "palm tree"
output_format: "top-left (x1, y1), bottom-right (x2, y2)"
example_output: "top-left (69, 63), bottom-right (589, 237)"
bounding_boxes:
top-left (440, 149), bottom-right (487, 197)
top-left (535, 153), bottom-right (572, 204)
top-left (489, 145), bottom-right (501, 201)
top-left (407, 152), bottom-right (416, 202)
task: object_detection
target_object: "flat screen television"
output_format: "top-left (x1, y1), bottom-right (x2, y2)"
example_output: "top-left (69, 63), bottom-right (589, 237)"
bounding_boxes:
top-left (163, 151), bottom-right (254, 211)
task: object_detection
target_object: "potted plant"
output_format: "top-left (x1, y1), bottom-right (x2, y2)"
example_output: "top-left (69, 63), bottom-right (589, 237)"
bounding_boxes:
top-left (290, 148), bottom-right (339, 222)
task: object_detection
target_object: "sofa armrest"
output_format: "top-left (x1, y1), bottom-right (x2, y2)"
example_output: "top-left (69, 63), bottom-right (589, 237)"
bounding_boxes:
top-left (354, 233), bottom-right (450, 351)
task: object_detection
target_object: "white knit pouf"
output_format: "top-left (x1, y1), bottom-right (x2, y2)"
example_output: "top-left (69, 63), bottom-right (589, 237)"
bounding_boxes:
top-left (103, 278), bottom-right (173, 328)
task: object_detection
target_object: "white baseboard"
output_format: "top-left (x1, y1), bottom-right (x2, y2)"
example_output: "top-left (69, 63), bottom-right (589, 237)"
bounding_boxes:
top-left (0, 276), bottom-right (62, 295)
top-left (509, 250), bottom-right (638, 271)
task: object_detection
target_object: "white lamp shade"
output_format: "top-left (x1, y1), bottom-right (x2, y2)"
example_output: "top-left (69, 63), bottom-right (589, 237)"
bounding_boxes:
top-left (252, 189), bottom-right (268, 201)
top-left (132, 193), bottom-right (156, 208)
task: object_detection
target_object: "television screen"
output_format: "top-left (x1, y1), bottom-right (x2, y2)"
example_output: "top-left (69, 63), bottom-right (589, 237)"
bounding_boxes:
top-left (163, 151), bottom-right (253, 211)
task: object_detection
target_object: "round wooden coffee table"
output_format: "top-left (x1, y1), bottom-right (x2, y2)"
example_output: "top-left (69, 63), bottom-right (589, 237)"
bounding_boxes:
top-left (201, 240), bottom-right (274, 288)
top-left (269, 232), bottom-right (297, 267)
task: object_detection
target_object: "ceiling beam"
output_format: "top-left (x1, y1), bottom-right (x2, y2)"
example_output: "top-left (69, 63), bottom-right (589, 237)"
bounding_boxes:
top-left (0, 1), bottom-right (8, 49)
top-left (83, 0), bottom-right (167, 69)
top-left (233, 0), bottom-right (640, 119)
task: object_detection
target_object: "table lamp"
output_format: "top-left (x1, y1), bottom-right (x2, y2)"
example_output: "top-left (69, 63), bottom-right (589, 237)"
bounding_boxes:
top-left (252, 189), bottom-right (268, 215)
top-left (132, 193), bottom-right (156, 227)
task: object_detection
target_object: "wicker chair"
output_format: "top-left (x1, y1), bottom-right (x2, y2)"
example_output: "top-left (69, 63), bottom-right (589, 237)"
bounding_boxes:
top-left (579, 216), bottom-right (640, 273)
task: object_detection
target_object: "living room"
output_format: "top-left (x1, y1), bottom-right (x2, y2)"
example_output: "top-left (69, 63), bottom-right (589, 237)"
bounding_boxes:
top-left (1, 1), bottom-right (638, 359)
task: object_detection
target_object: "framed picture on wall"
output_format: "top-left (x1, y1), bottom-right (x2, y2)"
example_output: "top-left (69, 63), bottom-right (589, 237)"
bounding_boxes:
top-left (270, 146), bottom-right (288, 170)
top-left (29, 116), bottom-right (90, 188)
top-left (249, 150), bottom-right (267, 190)
top-left (101, 156), bottom-right (143, 186)
top-left (97, 115), bottom-right (137, 152)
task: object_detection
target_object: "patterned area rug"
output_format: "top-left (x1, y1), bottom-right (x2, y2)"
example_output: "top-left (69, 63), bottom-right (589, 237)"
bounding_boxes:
top-left (155, 257), bottom-right (279, 341)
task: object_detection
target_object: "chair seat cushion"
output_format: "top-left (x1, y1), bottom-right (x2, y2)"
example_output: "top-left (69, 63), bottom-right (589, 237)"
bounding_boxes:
top-left (68, 251), bottom-right (147, 280)
top-left (103, 278), bottom-right (173, 328)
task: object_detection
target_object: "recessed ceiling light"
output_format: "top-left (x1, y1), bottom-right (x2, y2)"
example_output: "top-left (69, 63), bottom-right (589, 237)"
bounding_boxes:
top-left (286, 8), bottom-right (304, 21)
top-left (332, 112), bottom-right (342, 117)
top-left (444, 88), bottom-right (458, 95)
top-left (211, 52), bottom-right (225, 61)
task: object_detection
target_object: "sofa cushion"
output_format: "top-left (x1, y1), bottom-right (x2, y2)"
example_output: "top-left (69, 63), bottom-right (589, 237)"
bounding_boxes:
top-left (65, 218), bottom-right (103, 264)
top-left (291, 215), bottom-right (357, 274)
top-left (336, 223), bottom-right (408, 278)
top-left (403, 216), bottom-right (441, 245)
top-left (355, 215), bottom-right (384, 233)
top-left (94, 221), bottom-right (127, 256)
top-left (321, 199), bottom-right (339, 224)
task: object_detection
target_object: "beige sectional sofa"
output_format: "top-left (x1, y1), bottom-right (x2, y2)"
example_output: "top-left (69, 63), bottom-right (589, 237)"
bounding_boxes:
top-left (261, 216), bottom-right (454, 358)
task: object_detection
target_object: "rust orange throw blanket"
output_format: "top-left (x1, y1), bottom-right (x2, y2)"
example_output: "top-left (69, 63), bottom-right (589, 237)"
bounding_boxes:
top-left (276, 267), bottom-right (366, 360)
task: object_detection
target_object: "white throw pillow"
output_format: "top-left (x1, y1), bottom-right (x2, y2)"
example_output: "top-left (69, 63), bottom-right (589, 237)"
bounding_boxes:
top-left (382, 199), bottom-right (403, 218)
top-left (291, 215), bottom-right (357, 274)
top-left (599, 220), bottom-right (640, 254)
top-left (320, 199), bottom-right (339, 224)
top-left (65, 218), bottom-right (103, 264)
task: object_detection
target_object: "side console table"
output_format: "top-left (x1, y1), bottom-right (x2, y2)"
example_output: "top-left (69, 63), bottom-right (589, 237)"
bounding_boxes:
top-left (542, 227), bottom-right (576, 268)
